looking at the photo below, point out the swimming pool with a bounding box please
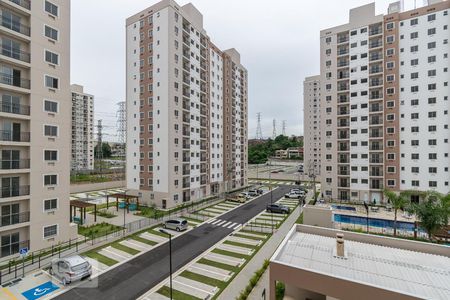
[334,214,423,232]
[332,205,356,211]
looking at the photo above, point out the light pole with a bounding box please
[160,229,173,300]
[122,190,128,235]
[269,169,274,234]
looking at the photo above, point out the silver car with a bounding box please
[164,218,188,231]
[50,255,92,285]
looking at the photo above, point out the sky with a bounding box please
[71,0,418,141]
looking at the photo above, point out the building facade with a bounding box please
[0,0,76,259]
[319,0,449,203]
[303,75,321,176]
[71,84,94,171]
[126,0,248,209]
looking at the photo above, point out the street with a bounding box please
[54,186,292,300]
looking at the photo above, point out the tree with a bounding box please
[383,189,409,236]
[94,142,112,158]
[412,191,448,240]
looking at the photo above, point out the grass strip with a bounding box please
[180,270,224,288]
[212,248,249,260]
[148,229,170,238]
[232,233,264,241]
[111,242,140,255]
[84,251,118,266]
[157,286,201,300]
[239,230,268,237]
[129,235,158,246]
[197,258,239,273]
[223,240,256,249]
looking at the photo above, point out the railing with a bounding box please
[370,131,383,138]
[0,131,30,142]
[370,183,384,189]
[369,54,382,61]
[0,73,30,89]
[182,156,190,163]
[337,50,349,55]
[0,15,30,36]
[182,130,190,137]
[0,211,29,227]
[182,169,190,176]
[182,143,190,149]
[370,106,382,112]
[338,182,350,188]
[369,41,382,48]
[0,159,30,170]
[338,134,349,139]
[0,185,30,198]
[0,101,30,115]
[337,61,349,67]
[369,67,383,74]
[339,159,349,163]
[370,80,383,87]
[369,29,382,36]
[0,44,30,63]
[338,110,349,115]
[370,171,384,177]
[337,37,349,43]
[370,158,383,164]
[8,0,30,10]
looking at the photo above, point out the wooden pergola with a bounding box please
[70,199,97,225]
[106,193,140,213]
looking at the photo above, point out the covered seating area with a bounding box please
[106,193,140,213]
[70,199,97,225]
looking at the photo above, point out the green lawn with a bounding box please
[157,286,201,300]
[78,222,123,238]
[148,229,170,238]
[223,240,256,249]
[232,233,265,241]
[84,251,117,266]
[212,248,249,260]
[130,235,157,246]
[111,242,140,255]
[197,258,239,273]
[181,270,225,289]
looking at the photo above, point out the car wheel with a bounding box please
[62,277,67,286]
[176,227,180,232]
[267,209,271,213]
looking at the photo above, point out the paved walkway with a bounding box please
[217,202,302,299]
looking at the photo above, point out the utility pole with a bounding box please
[256,112,263,140]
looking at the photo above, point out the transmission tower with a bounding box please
[272,119,277,139]
[282,120,287,136]
[256,112,263,139]
[116,101,126,158]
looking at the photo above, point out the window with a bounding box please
[45,50,58,65]
[428,125,437,132]
[411,86,419,92]
[410,32,418,39]
[429,153,437,159]
[45,75,58,89]
[410,19,418,26]
[429,181,437,187]
[410,45,418,52]
[386,61,395,69]
[386,74,395,82]
[44,174,57,186]
[429,167,437,174]
[428,42,436,49]
[428,69,436,77]
[386,35,394,43]
[44,125,58,136]
[428,56,436,63]
[428,28,436,35]
[427,14,436,22]
[45,1,58,16]
[44,100,58,113]
[44,150,57,161]
[44,25,58,40]
[44,198,57,211]
[386,22,394,30]
[43,224,57,238]
[411,59,419,66]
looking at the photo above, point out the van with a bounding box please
[50,255,92,285]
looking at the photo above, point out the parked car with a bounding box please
[291,189,306,196]
[285,192,302,199]
[164,218,188,231]
[257,188,264,195]
[248,190,259,197]
[228,195,246,203]
[266,203,290,214]
[240,192,252,200]
[50,255,92,285]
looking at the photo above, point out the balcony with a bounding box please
[370,80,383,87]
[370,181,383,189]
[0,211,29,227]
[182,168,190,176]
[370,143,383,151]
[338,109,349,116]
[182,130,190,137]
[0,44,30,63]
[337,61,349,68]
[337,84,349,91]
[370,157,383,164]
[369,27,382,36]
[0,72,30,89]
[369,130,382,138]
[1,185,29,198]
[370,171,384,177]
[337,36,349,44]
[369,41,382,48]
[182,156,190,163]
[338,95,349,103]
[182,143,190,149]
[369,105,382,113]
[369,117,382,125]
[338,120,349,127]
[338,181,350,188]
[369,54,383,62]
[0,130,30,142]
[0,159,29,170]
[0,101,29,116]
[369,66,383,74]
[8,0,30,9]
[338,169,350,176]
[0,14,30,36]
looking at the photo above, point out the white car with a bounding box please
[50,255,92,285]
[285,192,302,199]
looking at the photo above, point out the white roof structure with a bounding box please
[272,226,450,299]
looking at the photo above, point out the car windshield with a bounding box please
[71,262,88,272]
[181,220,187,225]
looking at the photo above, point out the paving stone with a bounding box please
[120,239,151,251]
[98,246,132,262]
[204,252,244,267]
[187,264,231,281]
[140,232,167,243]
[216,243,253,255]
[227,235,261,246]
[169,276,217,300]
[236,231,268,239]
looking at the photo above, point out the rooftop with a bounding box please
[271,225,450,299]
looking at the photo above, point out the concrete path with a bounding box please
[216,243,253,255]
[204,252,244,267]
[170,276,217,299]
[217,204,302,300]
[188,264,231,281]
[227,235,261,246]
[140,232,167,243]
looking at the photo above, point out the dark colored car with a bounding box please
[257,188,264,195]
[266,203,290,214]
[248,190,259,197]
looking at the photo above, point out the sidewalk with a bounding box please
[217,203,302,300]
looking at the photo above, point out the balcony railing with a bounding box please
[337,61,349,68]
[182,156,190,163]
[369,67,383,74]
[182,169,190,176]
[8,0,30,10]
[370,182,384,189]
[0,159,30,170]
[370,158,383,164]
[370,105,382,112]
[0,14,30,36]
[1,185,30,198]
[370,171,384,177]
[0,44,30,63]
[0,130,30,142]
[369,29,382,36]
[0,73,30,89]
[0,101,30,116]
[369,54,382,62]
[370,80,383,87]
[337,37,349,43]
[337,49,349,55]
[369,41,382,48]
[0,211,29,227]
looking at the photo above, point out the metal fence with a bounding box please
[334,222,428,240]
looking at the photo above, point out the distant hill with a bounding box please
[248,135,303,164]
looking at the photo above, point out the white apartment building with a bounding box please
[71,84,94,171]
[303,75,321,175]
[318,0,449,203]
[126,0,248,209]
[0,0,76,259]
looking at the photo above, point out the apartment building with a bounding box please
[303,75,321,175]
[0,0,76,259]
[71,84,94,171]
[126,0,248,209]
[319,0,449,203]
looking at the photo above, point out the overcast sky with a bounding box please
[71,0,418,141]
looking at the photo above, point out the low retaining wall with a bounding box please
[70,180,125,194]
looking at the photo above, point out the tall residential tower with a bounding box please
[126,0,248,209]
[303,75,321,176]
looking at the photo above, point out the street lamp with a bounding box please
[159,229,173,300]
[122,190,128,235]
[269,168,274,234]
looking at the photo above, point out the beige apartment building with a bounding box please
[126,0,248,209]
[71,84,94,171]
[318,0,449,203]
[0,0,76,259]
[303,75,321,176]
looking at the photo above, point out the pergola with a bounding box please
[106,193,140,213]
[70,199,97,225]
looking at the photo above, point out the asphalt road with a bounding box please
[55,186,292,300]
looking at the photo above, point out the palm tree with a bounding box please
[383,189,408,236]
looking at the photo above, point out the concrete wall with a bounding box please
[303,205,333,228]
[69,181,125,194]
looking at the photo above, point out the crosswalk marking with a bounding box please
[206,218,241,230]
[233,223,241,230]
[223,221,232,227]
[211,219,221,225]
[216,220,227,226]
